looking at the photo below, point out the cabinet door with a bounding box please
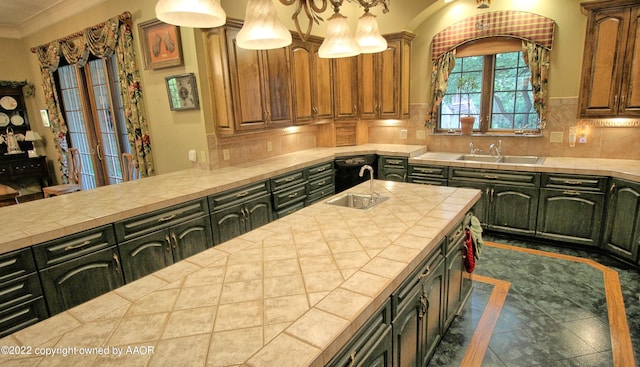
[262,46,293,126]
[579,8,629,116]
[393,284,422,367]
[40,247,124,315]
[420,258,445,367]
[358,53,377,119]
[489,184,539,235]
[619,8,640,115]
[211,206,245,245]
[291,40,314,123]
[333,56,358,119]
[226,27,268,130]
[312,43,333,120]
[359,326,393,367]
[246,194,273,231]
[444,239,465,329]
[378,40,401,119]
[536,189,605,247]
[170,215,214,261]
[119,231,174,283]
[603,179,640,261]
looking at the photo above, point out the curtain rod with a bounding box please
[30,11,132,53]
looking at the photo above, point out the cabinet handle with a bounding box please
[166,235,172,252]
[288,192,299,198]
[158,214,177,222]
[112,253,121,273]
[614,95,618,106]
[236,191,249,198]
[562,190,581,196]
[285,176,295,182]
[316,167,325,172]
[96,143,103,161]
[419,293,429,319]
[563,180,583,185]
[316,180,326,186]
[491,188,495,202]
[171,233,178,250]
[354,104,358,115]
[609,182,616,194]
[347,351,356,367]
[418,265,431,279]
[64,240,92,252]
[484,175,499,179]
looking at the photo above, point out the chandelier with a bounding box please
[155,0,390,57]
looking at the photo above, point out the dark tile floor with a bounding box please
[428,234,640,367]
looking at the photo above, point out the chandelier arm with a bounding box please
[309,0,328,13]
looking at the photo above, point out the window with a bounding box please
[438,48,538,133]
[56,55,130,189]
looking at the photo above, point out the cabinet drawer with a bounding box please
[0,273,42,311]
[446,222,465,253]
[272,182,307,210]
[271,170,306,191]
[0,248,37,283]
[116,199,208,242]
[33,225,116,269]
[0,163,10,178]
[12,158,46,177]
[308,174,334,193]
[409,164,448,179]
[449,168,540,187]
[0,297,48,338]
[379,156,407,169]
[306,185,335,205]
[541,173,608,192]
[208,180,270,211]
[274,200,305,219]
[306,161,334,178]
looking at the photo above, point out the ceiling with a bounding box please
[0,0,106,39]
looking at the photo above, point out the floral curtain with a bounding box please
[426,50,456,129]
[521,40,550,129]
[33,12,154,182]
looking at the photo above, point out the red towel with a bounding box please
[464,228,475,273]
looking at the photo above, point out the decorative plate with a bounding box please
[0,112,9,127]
[10,114,24,126]
[0,96,18,110]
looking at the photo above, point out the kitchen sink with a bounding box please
[326,193,389,210]
[455,154,545,165]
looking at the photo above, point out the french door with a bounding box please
[56,56,130,189]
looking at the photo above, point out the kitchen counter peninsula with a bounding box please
[0,180,480,367]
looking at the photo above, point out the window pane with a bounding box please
[491,51,537,130]
[439,58,483,131]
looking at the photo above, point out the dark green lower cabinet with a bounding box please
[39,246,124,316]
[326,299,392,367]
[489,185,539,235]
[211,194,272,244]
[444,225,472,330]
[536,189,605,247]
[119,215,213,282]
[603,178,640,263]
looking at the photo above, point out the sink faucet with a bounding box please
[359,165,378,203]
[489,140,503,157]
[469,142,481,155]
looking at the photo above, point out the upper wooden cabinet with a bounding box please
[579,1,640,117]
[358,32,414,120]
[290,36,333,124]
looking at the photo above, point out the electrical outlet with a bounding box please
[267,141,272,152]
[400,129,408,139]
[549,131,563,144]
[417,130,426,140]
[223,149,230,161]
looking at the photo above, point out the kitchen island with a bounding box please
[0,180,479,367]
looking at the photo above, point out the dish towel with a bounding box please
[464,228,476,273]
[468,215,484,259]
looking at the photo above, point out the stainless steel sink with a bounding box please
[457,154,501,163]
[500,155,545,165]
[326,193,389,210]
[456,154,545,165]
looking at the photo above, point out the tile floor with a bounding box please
[429,234,640,367]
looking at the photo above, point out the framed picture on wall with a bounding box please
[138,18,184,70]
[165,73,199,111]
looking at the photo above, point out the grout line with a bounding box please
[484,241,636,367]
[459,274,511,367]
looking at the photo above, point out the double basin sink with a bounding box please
[455,154,545,165]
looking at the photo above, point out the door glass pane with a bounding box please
[57,65,97,190]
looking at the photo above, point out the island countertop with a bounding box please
[0,180,480,367]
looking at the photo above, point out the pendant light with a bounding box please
[237,0,292,50]
[318,11,360,58]
[354,11,387,53]
[155,0,226,28]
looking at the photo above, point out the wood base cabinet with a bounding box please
[603,178,640,263]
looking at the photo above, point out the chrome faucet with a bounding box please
[489,140,503,157]
[359,165,378,203]
[469,142,481,155]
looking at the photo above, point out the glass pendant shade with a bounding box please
[237,0,292,50]
[155,0,226,28]
[318,12,361,58]
[355,12,387,53]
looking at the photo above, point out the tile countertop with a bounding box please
[410,152,640,181]
[0,144,427,255]
[0,180,480,367]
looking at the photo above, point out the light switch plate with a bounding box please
[400,129,408,139]
[549,131,563,143]
[223,149,230,161]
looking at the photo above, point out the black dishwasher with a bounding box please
[334,155,378,193]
